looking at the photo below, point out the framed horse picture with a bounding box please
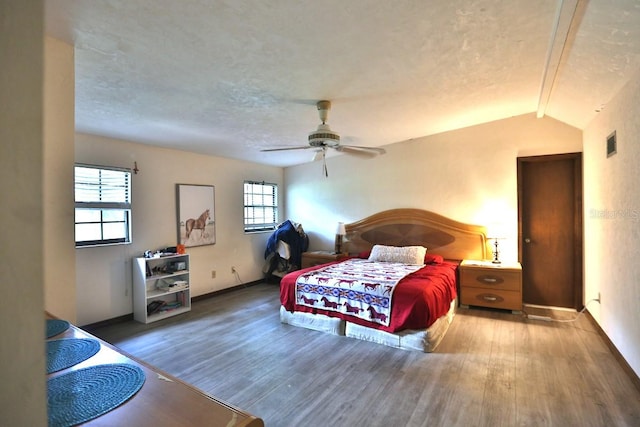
[176,184,215,247]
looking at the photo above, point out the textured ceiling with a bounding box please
[45,0,640,167]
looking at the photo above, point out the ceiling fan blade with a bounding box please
[311,148,328,177]
[340,145,386,154]
[334,145,386,157]
[260,146,314,152]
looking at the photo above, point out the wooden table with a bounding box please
[46,314,264,427]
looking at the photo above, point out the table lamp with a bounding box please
[487,223,506,264]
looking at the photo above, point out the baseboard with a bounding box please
[191,279,265,302]
[82,313,133,331]
[523,303,577,313]
[82,280,266,330]
[585,309,640,393]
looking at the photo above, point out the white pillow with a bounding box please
[367,245,427,265]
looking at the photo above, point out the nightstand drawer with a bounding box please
[460,268,521,291]
[460,288,522,311]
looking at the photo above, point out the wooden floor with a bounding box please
[90,283,640,427]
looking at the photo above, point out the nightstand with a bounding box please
[301,251,345,269]
[459,260,522,313]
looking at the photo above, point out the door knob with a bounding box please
[524,238,531,243]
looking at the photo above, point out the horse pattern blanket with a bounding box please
[295,258,423,326]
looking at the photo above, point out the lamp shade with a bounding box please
[336,222,346,235]
[487,222,506,239]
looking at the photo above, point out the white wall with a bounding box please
[74,134,283,325]
[38,35,285,327]
[0,1,47,425]
[44,36,76,322]
[583,68,640,378]
[285,113,582,264]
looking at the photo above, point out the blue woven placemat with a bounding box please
[46,319,70,338]
[47,363,146,427]
[46,338,101,374]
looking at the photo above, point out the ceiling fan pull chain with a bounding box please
[323,150,328,177]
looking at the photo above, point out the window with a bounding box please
[75,164,131,247]
[244,181,278,232]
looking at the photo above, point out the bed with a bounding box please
[279,208,490,352]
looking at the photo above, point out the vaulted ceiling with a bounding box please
[45,0,640,167]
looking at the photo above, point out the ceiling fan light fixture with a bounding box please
[308,123,340,147]
[308,100,340,147]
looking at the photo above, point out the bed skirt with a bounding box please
[279,298,456,352]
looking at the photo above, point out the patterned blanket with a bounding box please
[295,258,423,326]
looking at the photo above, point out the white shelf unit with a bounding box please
[133,254,191,323]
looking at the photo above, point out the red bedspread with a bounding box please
[280,257,458,333]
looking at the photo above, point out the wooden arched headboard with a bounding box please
[344,208,490,261]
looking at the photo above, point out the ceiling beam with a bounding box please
[536,0,581,118]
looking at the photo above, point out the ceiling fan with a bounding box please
[261,100,386,176]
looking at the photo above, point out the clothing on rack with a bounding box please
[264,220,309,278]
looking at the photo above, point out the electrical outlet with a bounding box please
[211,270,216,279]
[231,266,237,274]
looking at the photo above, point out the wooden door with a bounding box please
[518,153,583,309]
